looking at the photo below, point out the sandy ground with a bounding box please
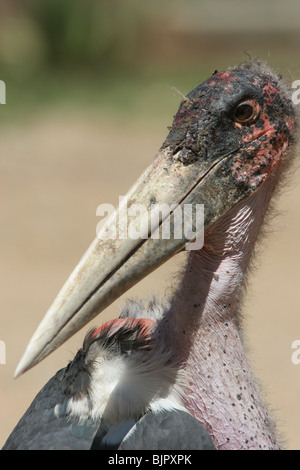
[1,109,300,450]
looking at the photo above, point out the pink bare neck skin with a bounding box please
[159,174,282,450]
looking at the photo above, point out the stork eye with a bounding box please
[233,100,259,124]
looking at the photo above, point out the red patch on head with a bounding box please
[232,118,290,189]
[216,71,237,82]
[231,76,295,190]
[262,82,280,106]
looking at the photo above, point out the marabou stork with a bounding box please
[3,62,296,450]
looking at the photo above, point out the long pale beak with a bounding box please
[15,141,245,377]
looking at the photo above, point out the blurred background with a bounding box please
[1,0,300,450]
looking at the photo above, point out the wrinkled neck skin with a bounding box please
[158,174,282,450]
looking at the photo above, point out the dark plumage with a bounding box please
[3,319,215,450]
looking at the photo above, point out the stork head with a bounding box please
[15,61,296,376]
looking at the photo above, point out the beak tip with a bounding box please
[14,343,40,378]
[14,361,26,379]
[15,316,62,378]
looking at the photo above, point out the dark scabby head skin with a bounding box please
[162,61,295,193]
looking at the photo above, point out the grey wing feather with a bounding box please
[118,410,216,450]
[2,368,99,450]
